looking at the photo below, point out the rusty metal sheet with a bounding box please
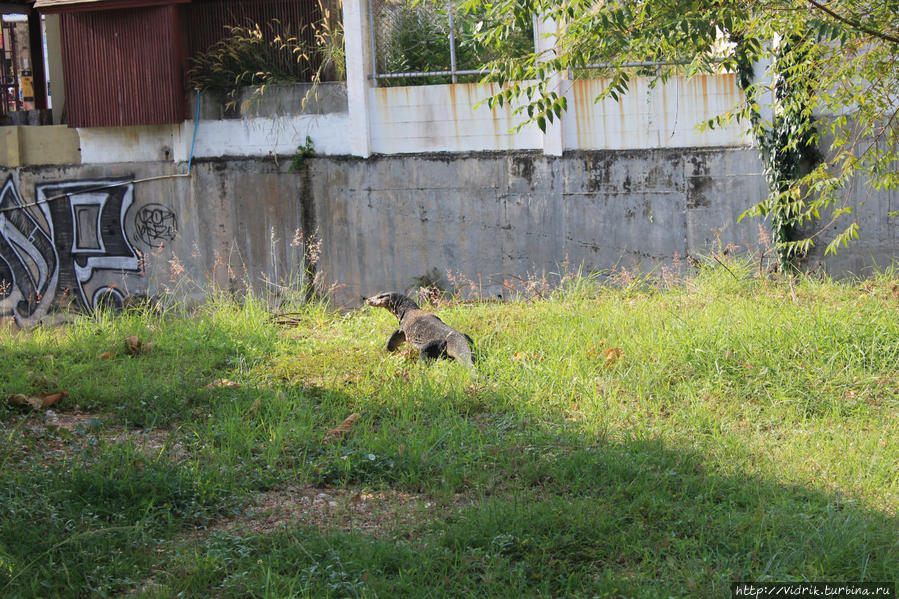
[60,4,186,127]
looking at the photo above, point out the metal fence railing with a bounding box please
[365,1,686,87]
[367,0,532,86]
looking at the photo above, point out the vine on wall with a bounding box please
[735,36,822,271]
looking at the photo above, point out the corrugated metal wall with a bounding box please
[60,5,186,128]
[57,1,331,128]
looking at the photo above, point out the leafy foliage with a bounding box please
[289,136,316,173]
[749,35,824,269]
[462,0,899,259]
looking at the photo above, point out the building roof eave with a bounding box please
[35,0,189,14]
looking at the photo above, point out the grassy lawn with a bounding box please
[1,262,897,598]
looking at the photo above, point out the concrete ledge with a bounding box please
[0,125,81,167]
[191,82,349,120]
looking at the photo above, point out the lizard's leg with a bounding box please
[386,329,406,352]
[419,339,447,361]
[447,333,476,367]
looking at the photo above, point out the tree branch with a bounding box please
[805,0,899,46]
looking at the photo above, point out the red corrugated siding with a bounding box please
[60,4,186,127]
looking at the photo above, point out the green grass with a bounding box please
[1,264,897,598]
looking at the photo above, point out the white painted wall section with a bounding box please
[78,113,351,164]
[534,14,564,156]
[77,74,750,164]
[343,0,373,157]
[563,74,749,150]
[185,114,351,159]
[78,125,181,164]
[368,83,541,154]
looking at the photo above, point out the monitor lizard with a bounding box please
[365,292,475,368]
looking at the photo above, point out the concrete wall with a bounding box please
[369,83,540,153]
[0,125,80,166]
[3,147,897,326]
[67,74,749,163]
[77,83,353,164]
[309,148,769,304]
[563,74,748,150]
[1,0,890,329]
[0,161,307,327]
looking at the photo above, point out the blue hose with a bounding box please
[187,90,200,173]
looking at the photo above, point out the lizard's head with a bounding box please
[364,292,419,319]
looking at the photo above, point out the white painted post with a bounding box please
[534,14,564,157]
[343,0,373,158]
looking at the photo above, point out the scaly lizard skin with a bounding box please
[365,292,475,368]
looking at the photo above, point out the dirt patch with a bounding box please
[15,409,186,461]
[198,484,468,538]
[30,409,104,432]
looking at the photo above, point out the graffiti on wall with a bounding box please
[134,203,177,248]
[0,177,57,326]
[0,175,177,326]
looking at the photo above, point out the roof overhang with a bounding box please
[35,0,189,14]
[0,1,34,14]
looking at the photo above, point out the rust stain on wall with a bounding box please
[447,83,460,142]
[700,74,709,116]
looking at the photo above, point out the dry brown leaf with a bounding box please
[99,351,115,360]
[8,391,67,409]
[324,412,360,442]
[122,336,153,355]
[35,391,67,408]
[8,393,30,406]
[249,398,262,412]
[207,378,241,390]
[604,347,624,366]
[125,336,142,355]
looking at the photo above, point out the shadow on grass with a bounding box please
[0,305,281,428]
[157,420,898,598]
